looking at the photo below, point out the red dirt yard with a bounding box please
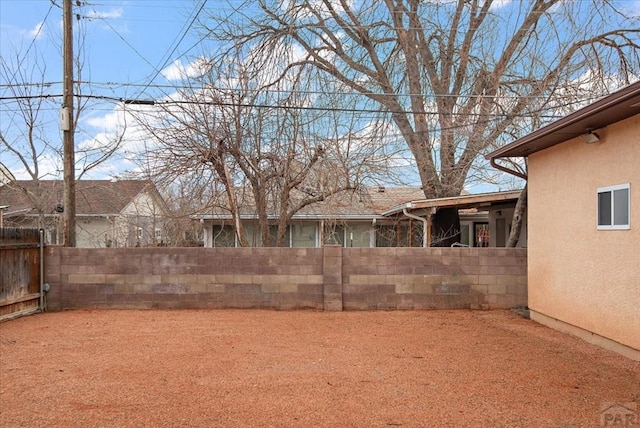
[1,309,639,427]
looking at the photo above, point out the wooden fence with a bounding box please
[0,228,44,321]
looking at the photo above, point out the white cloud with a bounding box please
[490,0,513,10]
[85,110,121,133]
[25,22,45,40]
[85,8,123,20]
[161,58,210,81]
[9,153,62,180]
[77,105,147,175]
[75,91,194,179]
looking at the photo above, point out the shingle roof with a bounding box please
[0,180,156,216]
[297,186,426,217]
[200,186,427,219]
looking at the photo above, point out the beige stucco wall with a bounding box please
[76,217,113,248]
[528,114,640,351]
[122,192,159,217]
[76,215,159,248]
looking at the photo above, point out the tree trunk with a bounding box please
[431,207,461,247]
[507,185,527,248]
[219,162,248,247]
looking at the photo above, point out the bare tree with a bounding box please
[129,49,399,246]
[203,0,640,245]
[0,55,57,182]
[157,177,206,246]
[0,24,126,240]
[0,49,63,232]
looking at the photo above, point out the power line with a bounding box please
[93,16,159,80]
[7,2,54,83]
[0,82,61,88]
[0,80,600,113]
[135,0,209,98]
[0,90,594,153]
[170,0,253,66]
[1,92,579,123]
[0,94,62,101]
[3,80,608,106]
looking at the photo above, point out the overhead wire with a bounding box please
[172,0,253,64]
[87,15,159,80]
[0,92,570,118]
[134,0,209,98]
[2,1,627,151]
[2,79,608,107]
[0,92,589,149]
[0,88,605,123]
[4,1,55,85]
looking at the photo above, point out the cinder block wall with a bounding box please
[44,247,526,311]
[342,247,527,310]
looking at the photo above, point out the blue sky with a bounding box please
[0,0,221,181]
[0,0,209,94]
[1,0,639,192]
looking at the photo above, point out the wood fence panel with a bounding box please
[0,228,42,320]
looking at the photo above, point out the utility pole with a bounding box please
[62,0,76,247]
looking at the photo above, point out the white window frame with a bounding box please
[597,183,630,230]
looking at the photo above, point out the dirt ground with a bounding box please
[1,309,638,427]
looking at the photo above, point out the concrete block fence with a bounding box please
[44,246,527,311]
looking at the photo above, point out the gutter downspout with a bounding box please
[490,158,527,180]
[39,228,45,311]
[371,218,376,248]
[403,206,429,248]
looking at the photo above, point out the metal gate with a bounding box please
[0,228,44,321]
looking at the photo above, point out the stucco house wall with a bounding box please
[527,114,639,354]
[121,192,161,217]
[76,217,113,248]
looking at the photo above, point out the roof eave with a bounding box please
[194,214,385,221]
[487,81,640,159]
[382,190,522,216]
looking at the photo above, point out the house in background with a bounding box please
[198,186,519,248]
[0,179,169,247]
[489,81,640,360]
[0,163,14,185]
[382,190,525,247]
[200,187,426,248]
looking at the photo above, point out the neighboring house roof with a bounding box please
[382,190,522,216]
[296,186,427,218]
[0,179,163,216]
[0,164,14,185]
[487,80,640,159]
[198,186,427,220]
[198,186,501,221]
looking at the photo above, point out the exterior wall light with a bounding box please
[581,129,600,144]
